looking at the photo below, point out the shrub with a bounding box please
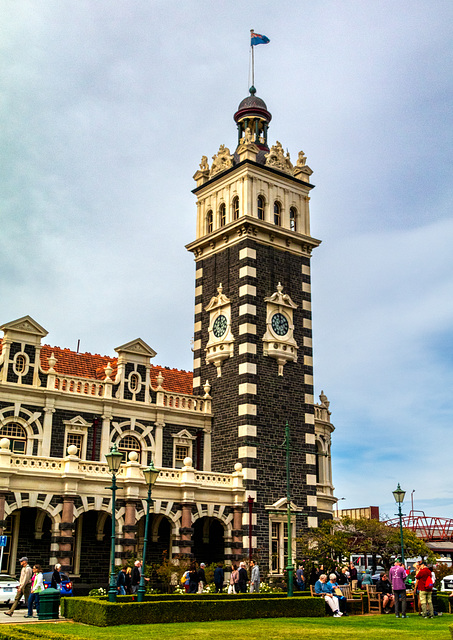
[62,594,325,626]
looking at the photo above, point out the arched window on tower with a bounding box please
[118,435,141,464]
[289,207,297,232]
[219,203,226,227]
[206,210,213,234]
[274,201,281,226]
[0,423,27,454]
[316,440,324,484]
[232,196,240,220]
[257,195,265,220]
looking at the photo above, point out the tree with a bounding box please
[342,517,437,569]
[297,517,437,571]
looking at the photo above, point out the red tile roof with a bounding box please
[0,339,193,395]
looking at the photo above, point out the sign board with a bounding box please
[0,536,7,547]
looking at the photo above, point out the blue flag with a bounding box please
[251,32,270,46]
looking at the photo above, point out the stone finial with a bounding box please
[104,362,113,381]
[203,380,211,398]
[156,371,164,390]
[234,462,243,473]
[199,155,209,171]
[0,438,10,451]
[319,390,330,409]
[47,352,57,372]
[128,451,138,462]
[67,444,78,457]
[183,457,193,468]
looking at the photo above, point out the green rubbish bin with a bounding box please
[37,587,61,620]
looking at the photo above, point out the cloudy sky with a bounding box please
[1,1,452,521]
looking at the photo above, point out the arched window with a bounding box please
[118,435,141,463]
[316,440,324,484]
[274,201,281,226]
[206,210,213,234]
[219,203,226,227]
[0,423,27,454]
[232,196,240,220]
[257,196,265,220]
[289,207,297,232]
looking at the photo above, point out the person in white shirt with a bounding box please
[24,564,44,618]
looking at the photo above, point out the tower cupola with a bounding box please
[234,86,272,150]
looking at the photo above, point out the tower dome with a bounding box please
[233,86,272,150]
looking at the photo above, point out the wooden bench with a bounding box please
[338,584,364,615]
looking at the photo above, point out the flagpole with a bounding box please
[250,28,254,87]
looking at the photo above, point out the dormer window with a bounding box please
[289,207,297,232]
[206,210,213,233]
[219,203,226,227]
[274,201,281,226]
[257,196,265,220]
[232,196,240,220]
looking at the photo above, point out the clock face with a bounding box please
[271,313,289,336]
[212,314,228,338]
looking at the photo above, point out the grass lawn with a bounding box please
[23,614,453,640]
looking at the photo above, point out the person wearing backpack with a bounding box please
[415,560,434,618]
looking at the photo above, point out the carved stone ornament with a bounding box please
[210,144,233,177]
[199,155,209,171]
[262,283,298,376]
[204,284,235,377]
[265,141,294,175]
[296,151,307,167]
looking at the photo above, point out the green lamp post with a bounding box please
[137,461,160,602]
[105,444,124,603]
[392,483,406,566]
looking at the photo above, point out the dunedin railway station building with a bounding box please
[0,88,335,588]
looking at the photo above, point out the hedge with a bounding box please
[62,595,325,626]
[0,628,82,640]
[88,591,310,603]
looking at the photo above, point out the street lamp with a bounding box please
[105,444,123,602]
[137,461,160,602]
[392,483,406,566]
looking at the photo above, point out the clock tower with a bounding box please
[186,87,328,571]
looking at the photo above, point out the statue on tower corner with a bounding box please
[265,141,293,175]
[210,144,233,177]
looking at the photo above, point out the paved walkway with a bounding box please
[0,606,64,624]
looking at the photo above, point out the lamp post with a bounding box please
[137,461,160,602]
[392,483,406,566]
[105,444,123,603]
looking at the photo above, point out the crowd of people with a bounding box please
[180,559,260,594]
[311,558,452,619]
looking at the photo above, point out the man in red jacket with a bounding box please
[415,561,434,618]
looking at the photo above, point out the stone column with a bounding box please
[178,504,194,558]
[122,500,137,563]
[231,506,244,561]
[58,497,75,572]
[41,406,55,458]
